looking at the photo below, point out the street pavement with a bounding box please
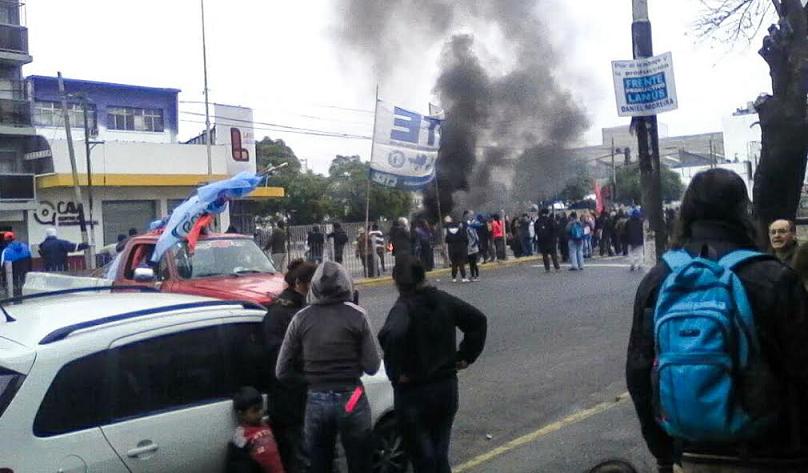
[359,257,657,473]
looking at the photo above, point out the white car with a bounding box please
[0,288,407,473]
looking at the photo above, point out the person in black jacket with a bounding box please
[306,226,325,264]
[389,217,413,265]
[625,209,644,272]
[535,208,559,273]
[444,217,469,282]
[263,259,318,473]
[627,168,808,473]
[379,255,487,473]
[326,223,349,264]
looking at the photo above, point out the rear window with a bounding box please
[0,367,25,418]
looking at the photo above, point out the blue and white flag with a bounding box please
[150,171,263,263]
[370,101,442,189]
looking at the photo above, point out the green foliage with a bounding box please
[255,140,412,225]
[615,164,684,204]
[559,167,593,202]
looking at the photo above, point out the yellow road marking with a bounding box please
[453,392,630,473]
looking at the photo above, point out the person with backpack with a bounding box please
[465,214,481,281]
[565,212,585,271]
[378,255,487,473]
[627,168,808,473]
[444,217,469,283]
[535,208,560,273]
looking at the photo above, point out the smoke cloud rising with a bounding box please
[334,0,589,218]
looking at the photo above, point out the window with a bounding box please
[174,238,276,279]
[33,101,97,131]
[222,322,270,392]
[231,128,249,161]
[0,367,25,419]
[110,326,228,421]
[107,106,164,132]
[34,352,110,436]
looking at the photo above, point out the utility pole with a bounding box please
[58,72,93,270]
[201,0,212,177]
[611,137,618,203]
[632,0,667,261]
[80,97,97,263]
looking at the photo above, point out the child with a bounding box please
[227,386,286,473]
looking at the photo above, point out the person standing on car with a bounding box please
[38,228,89,272]
[379,255,487,473]
[276,261,381,473]
[264,259,318,473]
[327,223,349,264]
[627,168,808,473]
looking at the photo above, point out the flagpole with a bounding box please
[364,85,379,278]
[433,172,449,269]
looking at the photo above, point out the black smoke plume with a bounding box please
[334,0,588,220]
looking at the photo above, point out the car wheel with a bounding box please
[372,416,409,473]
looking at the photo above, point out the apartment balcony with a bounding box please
[0,96,33,134]
[0,23,30,64]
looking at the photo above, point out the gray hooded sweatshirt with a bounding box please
[276,261,381,391]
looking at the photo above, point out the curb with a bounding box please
[354,255,543,288]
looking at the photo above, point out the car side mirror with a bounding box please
[133,267,155,283]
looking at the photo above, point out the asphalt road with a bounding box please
[359,258,657,473]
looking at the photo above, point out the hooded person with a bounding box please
[444,217,469,283]
[379,255,487,473]
[38,227,90,272]
[276,261,381,473]
[627,168,808,473]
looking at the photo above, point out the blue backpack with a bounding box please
[569,221,584,241]
[653,248,778,442]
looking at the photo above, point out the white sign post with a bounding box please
[612,51,678,117]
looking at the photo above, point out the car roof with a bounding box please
[1,292,253,348]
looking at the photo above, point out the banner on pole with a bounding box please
[370,101,441,189]
[612,51,678,117]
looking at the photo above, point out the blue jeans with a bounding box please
[521,236,533,256]
[583,235,592,257]
[568,240,584,269]
[304,389,373,473]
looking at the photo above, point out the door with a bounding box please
[101,200,157,246]
[100,322,235,473]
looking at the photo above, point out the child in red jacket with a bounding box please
[227,386,286,473]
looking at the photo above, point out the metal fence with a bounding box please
[283,221,450,279]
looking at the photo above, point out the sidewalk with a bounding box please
[354,255,543,288]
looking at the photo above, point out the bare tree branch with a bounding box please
[695,0,776,44]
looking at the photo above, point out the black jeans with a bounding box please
[540,246,560,271]
[494,238,506,261]
[274,422,306,473]
[450,255,467,279]
[304,389,373,473]
[394,378,459,473]
[468,253,479,278]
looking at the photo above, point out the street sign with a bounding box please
[612,51,678,117]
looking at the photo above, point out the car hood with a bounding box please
[180,273,286,305]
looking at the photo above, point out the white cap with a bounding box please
[45,227,57,238]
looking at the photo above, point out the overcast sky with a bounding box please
[26,0,776,174]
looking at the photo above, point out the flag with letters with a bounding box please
[369,100,442,189]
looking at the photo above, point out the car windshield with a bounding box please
[174,238,276,279]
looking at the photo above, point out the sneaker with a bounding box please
[452,278,458,283]
[473,277,480,282]
[462,278,470,283]
[569,267,578,271]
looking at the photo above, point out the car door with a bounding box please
[99,321,236,473]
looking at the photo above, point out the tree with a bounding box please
[327,155,413,222]
[697,0,808,243]
[616,164,684,205]
[256,137,301,173]
[559,169,594,202]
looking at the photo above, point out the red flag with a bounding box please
[594,180,604,214]
[187,214,214,254]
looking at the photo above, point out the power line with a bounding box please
[179,118,371,140]
[180,110,371,138]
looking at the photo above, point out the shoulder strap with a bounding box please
[717,249,769,270]
[662,249,692,271]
